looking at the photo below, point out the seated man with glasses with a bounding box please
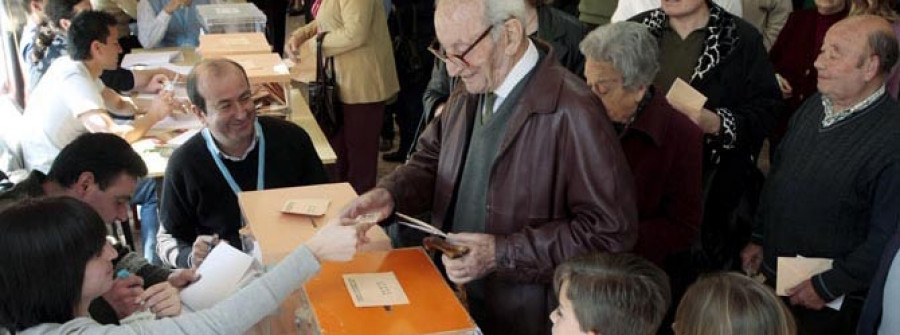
[342,0,637,334]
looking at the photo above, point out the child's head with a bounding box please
[551,253,670,335]
[674,272,796,335]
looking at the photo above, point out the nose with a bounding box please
[104,242,119,260]
[814,54,825,72]
[549,308,559,323]
[445,60,465,78]
[115,203,129,223]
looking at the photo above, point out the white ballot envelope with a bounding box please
[281,198,331,216]
[666,78,707,123]
[180,243,258,311]
[343,272,410,307]
[776,256,844,310]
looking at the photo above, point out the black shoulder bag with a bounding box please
[308,32,342,137]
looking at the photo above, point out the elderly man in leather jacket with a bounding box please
[344,0,637,334]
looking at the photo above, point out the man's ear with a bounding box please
[865,55,881,82]
[59,18,72,31]
[192,105,208,125]
[503,18,525,56]
[72,171,96,198]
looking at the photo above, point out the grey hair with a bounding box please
[868,28,899,74]
[580,22,660,91]
[435,0,528,40]
[485,0,528,40]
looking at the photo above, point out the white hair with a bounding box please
[437,0,529,40]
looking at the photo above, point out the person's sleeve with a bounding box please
[812,161,900,301]
[422,61,451,119]
[633,119,703,265]
[763,0,792,50]
[100,69,136,93]
[319,0,378,57]
[377,101,444,214]
[87,246,321,334]
[492,96,639,283]
[137,0,172,48]
[159,158,198,268]
[708,30,781,155]
[62,74,106,118]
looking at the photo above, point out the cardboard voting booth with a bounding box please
[302,248,478,334]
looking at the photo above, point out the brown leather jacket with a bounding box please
[379,44,637,334]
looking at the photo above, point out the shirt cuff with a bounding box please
[713,107,737,150]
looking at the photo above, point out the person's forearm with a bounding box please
[120,114,162,143]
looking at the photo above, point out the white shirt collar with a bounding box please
[208,125,259,162]
[491,39,539,109]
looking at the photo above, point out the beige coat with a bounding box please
[292,0,399,104]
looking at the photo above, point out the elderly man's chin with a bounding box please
[461,77,489,95]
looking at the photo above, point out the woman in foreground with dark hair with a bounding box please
[0,197,360,334]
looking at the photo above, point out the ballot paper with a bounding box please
[180,243,257,311]
[281,198,331,216]
[122,50,182,68]
[343,272,410,307]
[665,78,707,123]
[777,256,844,311]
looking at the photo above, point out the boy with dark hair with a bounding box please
[551,253,670,335]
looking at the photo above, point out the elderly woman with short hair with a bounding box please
[580,22,703,269]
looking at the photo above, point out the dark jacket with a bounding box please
[632,4,782,270]
[422,6,585,119]
[622,89,703,266]
[858,228,900,335]
[379,43,637,335]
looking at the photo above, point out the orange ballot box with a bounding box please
[238,182,392,265]
[303,248,478,335]
[197,32,271,58]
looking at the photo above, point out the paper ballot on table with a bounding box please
[666,78,707,121]
[180,243,255,311]
[281,198,331,216]
[343,272,410,307]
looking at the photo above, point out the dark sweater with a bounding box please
[160,116,328,268]
[753,93,900,301]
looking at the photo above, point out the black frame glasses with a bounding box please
[428,25,495,68]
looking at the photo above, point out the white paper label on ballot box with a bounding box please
[343,272,410,307]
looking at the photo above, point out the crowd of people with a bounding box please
[2,0,899,334]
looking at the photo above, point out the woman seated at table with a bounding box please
[137,0,213,48]
[0,197,359,334]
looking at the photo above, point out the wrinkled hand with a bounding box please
[306,218,359,262]
[140,282,182,317]
[103,276,145,319]
[167,269,199,289]
[339,188,394,223]
[442,233,496,284]
[787,279,826,310]
[190,235,218,269]
[740,242,763,275]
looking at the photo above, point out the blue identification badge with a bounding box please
[202,120,265,253]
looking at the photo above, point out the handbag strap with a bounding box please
[315,32,328,82]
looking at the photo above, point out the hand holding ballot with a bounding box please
[339,187,395,225]
[305,218,363,262]
[442,232,497,284]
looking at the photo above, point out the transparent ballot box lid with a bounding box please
[196,3,267,34]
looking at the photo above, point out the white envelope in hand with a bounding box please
[665,78,707,123]
[180,243,257,311]
[775,256,833,296]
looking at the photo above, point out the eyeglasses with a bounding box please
[428,25,495,68]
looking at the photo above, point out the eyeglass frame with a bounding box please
[428,24,496,68]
